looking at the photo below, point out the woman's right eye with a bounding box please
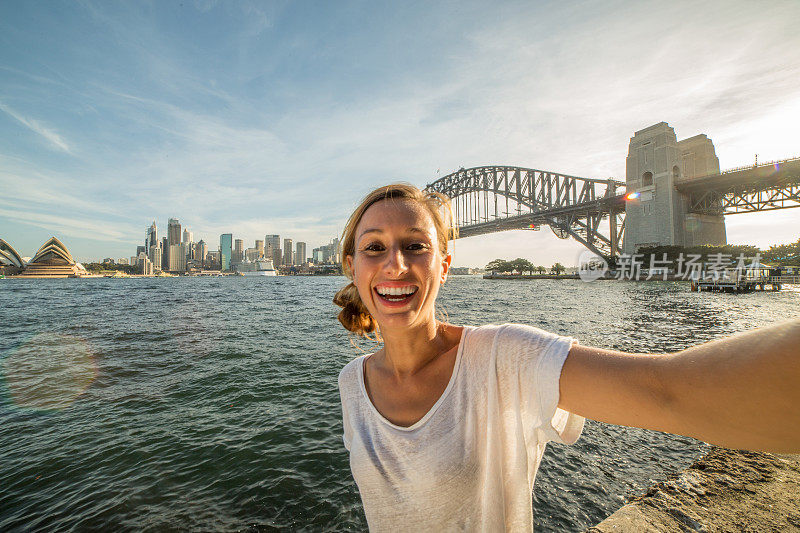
[363,243,384,252]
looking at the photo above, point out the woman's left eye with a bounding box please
[407,243,427,251]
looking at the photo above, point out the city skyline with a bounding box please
[2,1,799,266]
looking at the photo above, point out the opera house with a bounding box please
[0,237,87,277]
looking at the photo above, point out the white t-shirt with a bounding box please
[337,323,585,532]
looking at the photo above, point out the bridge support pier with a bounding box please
[622,122,726,254]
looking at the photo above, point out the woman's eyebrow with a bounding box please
[357,227,429,239]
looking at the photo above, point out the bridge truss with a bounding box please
[425,166,626,260]
[676,157,800,215]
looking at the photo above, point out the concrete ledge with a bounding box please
[588,447,800,532]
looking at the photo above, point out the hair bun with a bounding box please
[333,283,378,338]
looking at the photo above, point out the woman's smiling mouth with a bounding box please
[374,284,418,306]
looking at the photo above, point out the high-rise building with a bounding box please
[161,237,169,271]
[149,245,162,272]
[220,234,232,271]
[183,228,193,244]
[196,240,207,268]
[168,218,181,246]
[245,247,260,261]
[146,221,157,253]
[296,242,306,265]
[136,245,146,257]
[207,250,220,270]
[283,238,293,266]
[233,239,244,263]
[255,239,264,258]
[169,243,186,272]
[265,234,281,267]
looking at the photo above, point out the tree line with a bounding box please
[637,239,800,266]
[485,258,566,275]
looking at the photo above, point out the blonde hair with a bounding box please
[333,183,456,340]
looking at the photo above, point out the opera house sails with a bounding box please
[0,237,87,278]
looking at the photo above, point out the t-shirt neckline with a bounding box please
[358,326,471,431]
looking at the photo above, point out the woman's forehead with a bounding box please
[357,199,436,237]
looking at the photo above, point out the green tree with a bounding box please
[510,258,534,275]
[551,262,565,275]
[485,259,512,273]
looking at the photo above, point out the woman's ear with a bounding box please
[441,253,452,283]
[345,254,353,274]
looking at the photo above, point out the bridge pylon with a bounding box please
[623,122,726,254]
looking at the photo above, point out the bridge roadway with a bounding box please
[675,157,800,215]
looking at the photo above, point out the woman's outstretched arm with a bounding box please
[557,319,800,453]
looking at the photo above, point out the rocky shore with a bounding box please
[589,447,800,532]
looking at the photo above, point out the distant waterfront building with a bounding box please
[136,245,145,257]
[220,233,233,271]
[169,243,187,272]
[130,256,138,266]
[118,257,129,265]
[207,250,220,270]
[145,221,157,253]
[161,237,169,271]
[183,228,193,244]
[168,218,181,246]
[283,238,293,266]
[233,239,244,263]
[314,237,342,264]
[138,252,154,276]
[265,234,281,267]
[0,239,25,273]
[149,244,162,271]
[296,242,307,265]
[196,240,207,268]
[245,247,260,261]
[19,237,87,277]
[103,257,115,264]
[255,239,264,258]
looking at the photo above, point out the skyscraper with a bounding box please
[220,234,232,271]
[168,218,181,246]
[149,244,162,272]
[233,239,244,263]
[196,240,207,268]
[283,238,293,266]
[146,221,157,253]
[182,228,193,244]
[169,243,187,272]
[161,237,169,270]
[296,242,306,265]
[255,239,264,258]
[265,234,281,267]
[167,218,181,269]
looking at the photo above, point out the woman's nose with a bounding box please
[384,247,408,275]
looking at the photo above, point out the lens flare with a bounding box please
[626,192,640,200]
[1,332,98,412]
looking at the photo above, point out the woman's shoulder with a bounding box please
[464,322,558,342]
[462,323,573,357]
[337,353,368,391]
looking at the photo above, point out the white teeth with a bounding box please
[376,286,417,296]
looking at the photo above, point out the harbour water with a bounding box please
[1,276,798,531]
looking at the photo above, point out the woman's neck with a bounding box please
[377,319,460,378]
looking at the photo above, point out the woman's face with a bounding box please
[347,198,450,334]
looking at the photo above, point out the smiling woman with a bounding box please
[333,183,800,532]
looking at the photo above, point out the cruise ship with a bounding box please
[238,258,277,276]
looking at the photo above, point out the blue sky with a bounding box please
[1,0,799,266]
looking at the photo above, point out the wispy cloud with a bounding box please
[0,102,71,153]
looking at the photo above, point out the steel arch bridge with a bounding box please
[425,166,627,260]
